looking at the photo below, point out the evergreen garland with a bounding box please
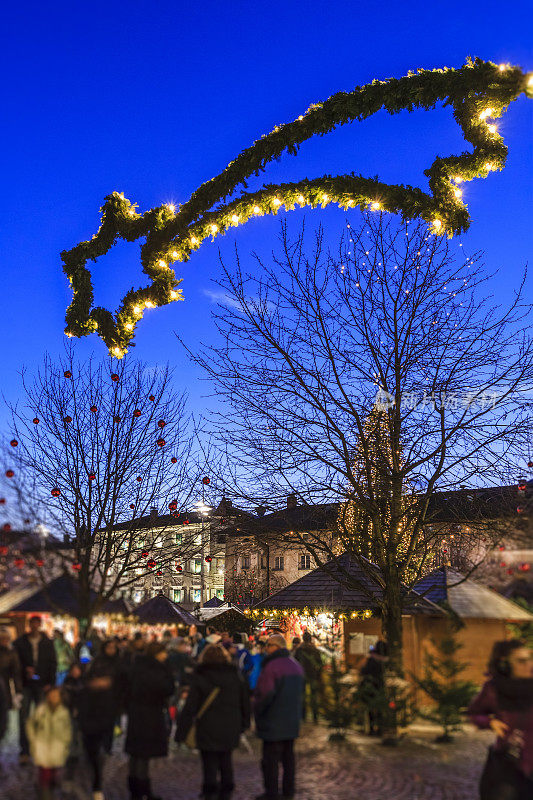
[61,58,532,355]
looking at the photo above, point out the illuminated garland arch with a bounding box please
[61,57,532,356]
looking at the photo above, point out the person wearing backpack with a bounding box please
[175,643,250,800]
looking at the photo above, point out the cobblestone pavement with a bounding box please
[0,713,492,800]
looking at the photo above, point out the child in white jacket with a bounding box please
[26,686,72,800]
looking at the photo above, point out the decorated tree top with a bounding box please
[61,58,533,356]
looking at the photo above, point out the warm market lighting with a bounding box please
[171,250,179,259]
[190,236,198,245]
[253,205,261,214]
[210,224,218,233]
[231,214,239,224]
[272,197,282,206]
[297,195,305,203]
[144,300,155,308]
[487,124,497,134]
[111,347,122,357]
[170,290,179,300]
[484,162,494,172]
[453,188,462,199]
[124,322,133,331]
[370,201,381,211]
[133,305,141,314]
[432,219,443,231]
[158,260,166,268]
[479,107,494,120]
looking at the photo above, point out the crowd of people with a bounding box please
[0,615,532,800]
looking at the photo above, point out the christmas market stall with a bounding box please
[414,566,533,683]
[0,574,135,642]
[249,552,443,667]
[197,601,254,634]
[132,592,203,637]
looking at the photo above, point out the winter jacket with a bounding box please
[54,638,74,673]
[14,633,56,688]
[295,643,324,683]
[167,649,195,686]
[125,655,175,758]
[468,678,533,779]
[77,652,127,734]
[175,662,250,752]
[0,644,22,707]
[0,679,7,742]
[247,652,264,691]
[26,702,72,768]
[254,648,304,742]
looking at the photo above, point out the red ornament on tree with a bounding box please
[141,551,149,558]
[168,501,178,511]
[113,415,121,424]
[205,556,212,563]
[51,487,61,497]
[33,418,40,424]
[14,558,25,568]
[90,405,98,413]
[202,476,210,485]
[507,568,513,575]
[88,473,96,481]
[183,519,189,525]
[0,498,5,504]
[2,523,11,532]
[64,371,72,379]
[147,559,156,569]
[528,461,533,468]
[148,395,155,401]
[111,374,119,382]
[156,570,162,577]
[133,409,141,418]
[63,416,72,424]
[171,457,177,464]
[35,559,44,567]
[136,476,142,482]
[10,439,18,447]
[157,438,165,447]
[5,470,14,478]
[499,545,505,551]
[500,561,506,568]
[130,503,135,510]
[157,420,166,428]
[0,546,8,556]
[518,479,527,490]
[176,564,183,572]
[71,563,81,572]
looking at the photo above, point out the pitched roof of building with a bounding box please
[132,593,201,626]
[425,485,518,523]
[414,567,533,621]
[0,574,132,616]
[253,552,443,615]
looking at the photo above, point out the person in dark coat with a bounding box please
[125,641,175,800]
[254,633,305,800]
[294,632,324,723]
[0,677,8,745]
[13,615,57,761]
[358,639,388,736]
[468,639,533,800]
[175,643,251,800]
[0,626,23,708]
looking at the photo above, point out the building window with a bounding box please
[298,554,311,570]
[215,589,224,599]
[171,587,182,603]
[192,588,202,603]
[174,532,183,545]
[133,590,143,603]
[242,555,251,570]
[191,557,202,574]
[260,556,266,569]
[274,556,284,571]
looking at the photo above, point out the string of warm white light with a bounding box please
[61,59,532,356]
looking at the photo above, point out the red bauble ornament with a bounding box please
[2,523,11,532]
[0,546,8,556]
[14,558,25,568]
[168,501,178,511]
[156,570,162,577]
[518,479,527,490]
[33,417,39,424]
[202,476,210,485]
[71,563,81,572]
[499,545,505,551]
[171,457,177,464]
[64,371,72,379]
[88,473,96,481]
[136,476,142,482]
[5,470,14,478]
[130,503,135,509]
[388,701,396,710]
[517,506,524,514]
[113,415,121,423]
[157,438,165,447]
[176,564,182,572]
[500,561,506,568]
[147,559,156,569]
[111,374,119,382]
[0,498,5,504]
[205,556,212,563]
[141,551,149,558]
[90,405,98,413]
[35,559,44,567]
[133,409,141,418]
[10,439,18,447]
[528,461,533,468]
[507,568,513,575]
[183,519,189,525]
[157,420,166,428]
[172,511,179,518]
[51,487,61,497]
[63,416,72,424]
[148,395,155,401]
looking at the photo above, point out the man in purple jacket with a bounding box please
[254,633,305,800]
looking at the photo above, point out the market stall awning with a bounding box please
[133,593,201,626]
[252,552,443,615]
[414,567,533,621]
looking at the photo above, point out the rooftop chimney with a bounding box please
[256,505,266,517]
[150,507,158,522]
[287,494,297,510]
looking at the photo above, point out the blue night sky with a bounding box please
[1,1,531,430]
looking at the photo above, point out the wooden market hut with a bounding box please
[133,592,203,634]
[0,574,134,639]
[413,566,533,683]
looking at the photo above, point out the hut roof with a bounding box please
[203,596,225,608]
[133,593,200,626]
[0,574,131,617]
[253,553,443,615]
[197,603,247,622]
[503,578,533,606]
[414,567,533,621]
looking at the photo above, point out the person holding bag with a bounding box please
[468,639,533,800]
[175,643,250,800]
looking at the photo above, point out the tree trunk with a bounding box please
[381,570,404,676]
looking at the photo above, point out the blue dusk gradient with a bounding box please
[0,1,531,429]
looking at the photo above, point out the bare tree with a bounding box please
[190,213,533,672]
[1,348,202,634]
